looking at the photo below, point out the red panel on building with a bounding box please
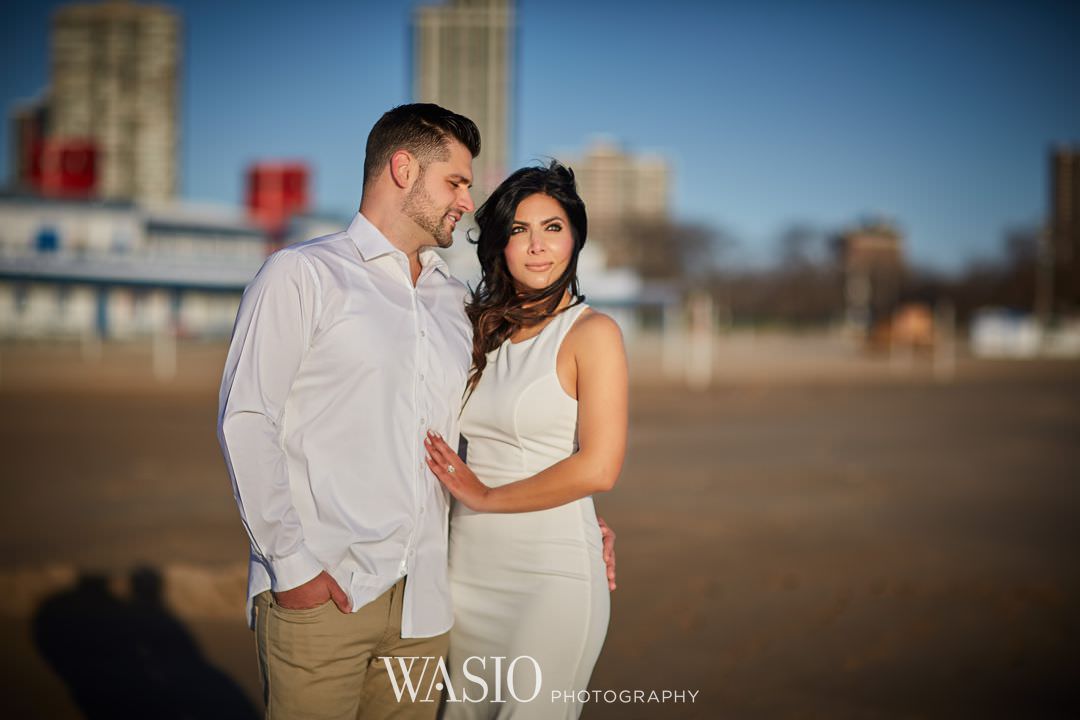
[247,162,310,233]
[37,139,98,198]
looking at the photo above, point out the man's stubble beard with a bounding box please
[403,173,454,249]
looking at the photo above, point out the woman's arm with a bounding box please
[425,311,628,514]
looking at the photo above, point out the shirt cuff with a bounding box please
[267,545,323,592]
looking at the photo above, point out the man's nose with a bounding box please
[460,188,475,213]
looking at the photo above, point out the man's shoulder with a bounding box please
[286,230,353,258]
[252,232,350,285]
[259,231,353,274]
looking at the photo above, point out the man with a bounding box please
[218,104,614,719]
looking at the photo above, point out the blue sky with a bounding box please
[2,0,1077,271]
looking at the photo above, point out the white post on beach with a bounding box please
[888,315,914,376]
[686,292,713,390]
[81,324,102,364]
[933,300,956,383]
[152,324,177,382]
[661,301,683,382]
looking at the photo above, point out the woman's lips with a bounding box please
[525,262,553,271]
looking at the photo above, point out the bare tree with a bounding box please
[619,218,733,281]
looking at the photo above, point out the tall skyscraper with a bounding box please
[569,139,670,268]
[413,0,514,198]
[50,0,181,204]
[573,139,669,222]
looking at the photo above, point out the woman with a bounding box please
[424,161,627,719]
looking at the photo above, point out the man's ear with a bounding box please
[390,150,415,190]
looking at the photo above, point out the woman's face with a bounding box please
[503,193,575,293]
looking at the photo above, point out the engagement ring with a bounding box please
[447,465,456,474]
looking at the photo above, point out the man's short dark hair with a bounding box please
[363,103,481,187]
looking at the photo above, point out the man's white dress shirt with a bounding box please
[217,212,471,637]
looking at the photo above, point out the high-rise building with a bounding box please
[49,0,181,204]
[8,95,49,191]
[1049,146,1080,319]
[568,139,670,267]
[413,0,514,198]
[10,95,99,199]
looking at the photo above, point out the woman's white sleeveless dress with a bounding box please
[444,303,610,719]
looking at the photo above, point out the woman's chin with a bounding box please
[512,279,551,294]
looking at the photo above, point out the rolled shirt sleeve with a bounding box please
[217,249,324,592]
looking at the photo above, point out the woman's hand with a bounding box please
[425,431,492,511]
[597,516,617,591]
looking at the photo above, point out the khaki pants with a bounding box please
[254,578,449,720]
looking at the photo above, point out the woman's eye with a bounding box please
[546,223,563,232]
[510,226,525,234]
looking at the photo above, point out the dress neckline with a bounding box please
[505,303,587,347]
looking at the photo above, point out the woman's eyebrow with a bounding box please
[513,216,563,225]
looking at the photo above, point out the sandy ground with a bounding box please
[0,340,1078,718]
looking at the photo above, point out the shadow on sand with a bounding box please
[32,567,258,720]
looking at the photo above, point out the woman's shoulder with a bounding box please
[567,306,625,352]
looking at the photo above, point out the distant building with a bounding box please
[413,0,514,198]
[8,95,49,192]
[0,4,367,341]
[0,194,342,340]
[567,139,670,269]
[1049,146,1080,319]
[49,0,181,203]
[39,140,99,199]
[833,221,905,336]
[9,93,99,198]
[246,162,311,238]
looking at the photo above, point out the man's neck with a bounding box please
[358,201,427,285]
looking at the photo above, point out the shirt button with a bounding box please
[419,507,426,515]
[420,330,426,337]
[409,550,415,557]
[419,374,424,382]
[420,417,426,426]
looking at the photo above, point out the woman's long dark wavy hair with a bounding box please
[466,161,587,397]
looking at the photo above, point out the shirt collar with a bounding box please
[347,212,450,279]
[418,247,451,278]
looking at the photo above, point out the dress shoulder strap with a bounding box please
[551,302,590,349]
